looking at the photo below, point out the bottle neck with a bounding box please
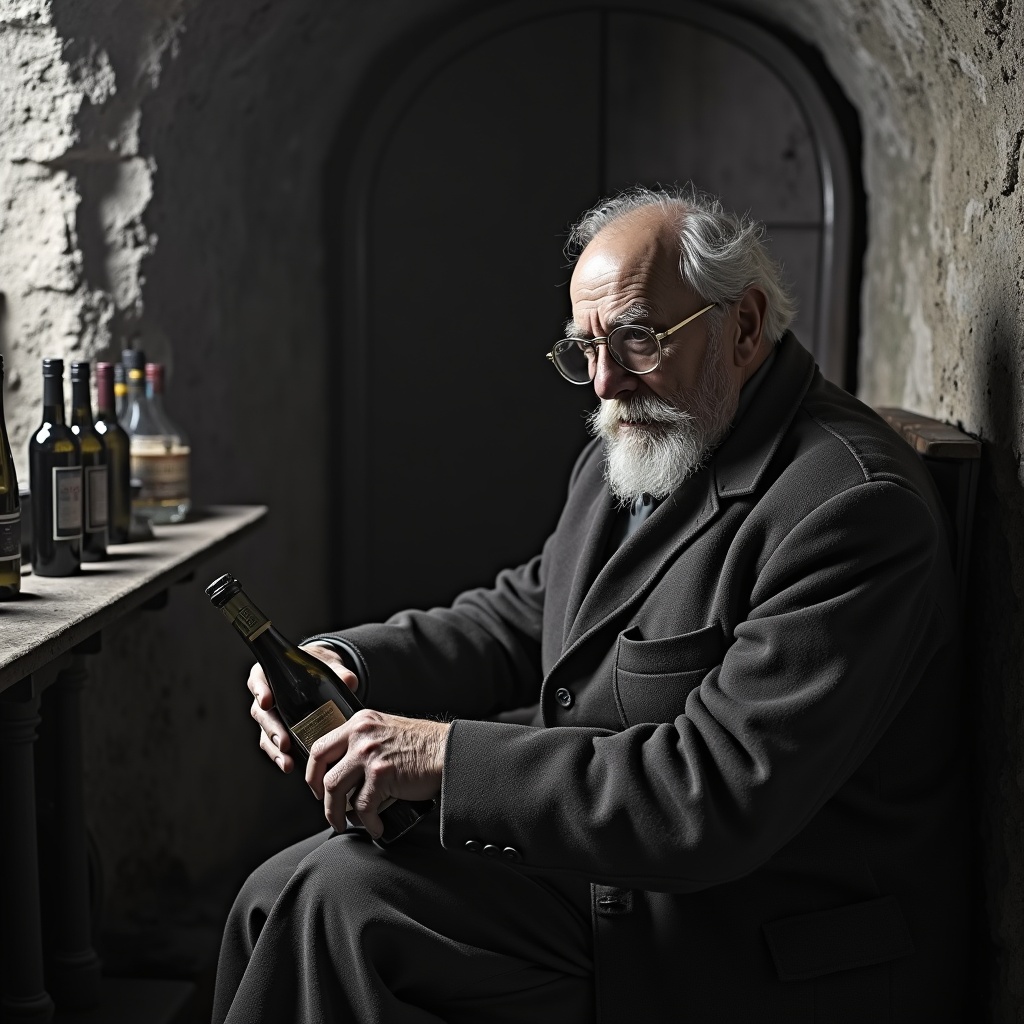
[146,382,166,413]
[126,368,146,397]
[70,380,94,426]
[96,372,116,418]
[42,376,66,424]
[218,588,273,643]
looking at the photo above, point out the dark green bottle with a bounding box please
[0,354,21,597]
[205,573,433,846]
[94,361,131,544]
[70,361,108,561]
[29,358,81,576]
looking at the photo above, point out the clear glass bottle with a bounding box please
[69,361,108,561]
[0,354,22,597]
[122,361,190,524]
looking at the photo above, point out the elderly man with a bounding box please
[213,187,969,1023]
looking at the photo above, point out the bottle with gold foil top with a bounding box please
[205,573,432,846]
[69,361,108,561]
[29,358,81,577]
[0,354,21,597]
[113,362,127,420]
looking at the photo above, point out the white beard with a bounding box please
[586,334,738,506]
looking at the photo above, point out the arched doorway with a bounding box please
[324,2,862,623]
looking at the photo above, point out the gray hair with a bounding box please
[566,185,797,344]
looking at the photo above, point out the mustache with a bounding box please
[591,392,697,430]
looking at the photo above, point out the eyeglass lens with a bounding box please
[552,326,659,382]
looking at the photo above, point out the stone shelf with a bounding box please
[0,504,266,1023]
[1,504,267,693]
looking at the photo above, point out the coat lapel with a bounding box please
[558,333,817,656]
[561,483,617,648]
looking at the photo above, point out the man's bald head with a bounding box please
[567,186,796,346]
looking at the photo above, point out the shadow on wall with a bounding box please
[964,299,1024,1022]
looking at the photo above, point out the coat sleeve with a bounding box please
[438,478,953,890]
[317,549,549,719]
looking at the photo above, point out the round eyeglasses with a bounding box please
[546,302,716,385]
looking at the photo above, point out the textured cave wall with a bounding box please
[1,0,1022,1015]
[740,2,1024,1016]
[0,0,348,927]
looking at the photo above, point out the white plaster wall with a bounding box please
[1,0,1022,1014]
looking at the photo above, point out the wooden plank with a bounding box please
[876,407,982,459]
[0,505,267,692]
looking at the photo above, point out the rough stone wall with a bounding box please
[1,0,1022,1015]
[742,3,1024,1016]
[0,0,343,925]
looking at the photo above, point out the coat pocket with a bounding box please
[613,623,727,727]
[762,895,915,981]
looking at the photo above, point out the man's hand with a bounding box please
[306,713,449,839]
[247,642,358,774]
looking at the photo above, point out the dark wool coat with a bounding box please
[328,334,970,1022]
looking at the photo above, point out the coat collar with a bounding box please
[559,333,816,652]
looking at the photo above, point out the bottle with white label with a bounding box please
[69,361,108,561]
[29,358,82,576]
[0,354,21,597]
[121,359,190,524]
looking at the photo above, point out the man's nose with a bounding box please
[591,343,638,401]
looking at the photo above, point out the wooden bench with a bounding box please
[876,407,981,611]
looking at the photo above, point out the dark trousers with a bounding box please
[212,814,594,1023]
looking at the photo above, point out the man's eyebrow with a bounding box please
[608,303,654,328]
[564,303,657,339]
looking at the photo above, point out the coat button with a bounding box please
[482,844,501,857]
[555,687,574,708]
[464,839,482,854]
[501,846,522,863]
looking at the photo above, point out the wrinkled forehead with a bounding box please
[569,215,686,332]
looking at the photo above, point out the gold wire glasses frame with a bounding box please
[545,302,717,385]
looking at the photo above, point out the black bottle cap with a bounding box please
[206,573,241,606]
[69,360,91,381]
[122,349,146,371]
[41,358,64,377]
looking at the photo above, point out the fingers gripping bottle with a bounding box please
[205,573,431,845]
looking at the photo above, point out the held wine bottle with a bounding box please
[205,573,432,845]
[94,362,132,544]
[0,355,21,598]
[29,358,82,576]
[69,361,108,561]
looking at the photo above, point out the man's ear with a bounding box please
[733,287,768,367]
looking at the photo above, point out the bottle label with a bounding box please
[0,510,20,560]
[290,700,349,755]
[289,700,396,815]
[131,444,189,503]
[52,466,83,539]
[85,465,109,530]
